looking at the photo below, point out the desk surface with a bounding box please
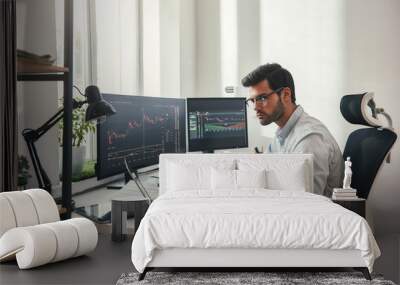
[74,171,159,223]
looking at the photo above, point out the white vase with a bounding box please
[72,145,86,176]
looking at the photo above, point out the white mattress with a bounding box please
[131,190,380,273]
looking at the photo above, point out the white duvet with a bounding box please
[131,190,380,273]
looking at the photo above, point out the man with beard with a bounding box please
[242,63,343,197]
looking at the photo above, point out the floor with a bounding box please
[0,234,134,285]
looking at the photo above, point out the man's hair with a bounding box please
[241,63,296,103]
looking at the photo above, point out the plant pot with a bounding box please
[72,145,86,176]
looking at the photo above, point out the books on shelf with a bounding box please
[332,187,358,200]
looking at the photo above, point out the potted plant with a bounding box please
[58,98,96,177]
[18,155,31,190]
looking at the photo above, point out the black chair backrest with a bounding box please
[341,93,397,199]
[342,128,396,199]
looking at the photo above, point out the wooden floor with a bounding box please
[0,234,134,285]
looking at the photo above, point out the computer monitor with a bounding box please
[96,94,186,179]
[187,97,248,152]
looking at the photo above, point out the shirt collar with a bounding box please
[276,105,303,145]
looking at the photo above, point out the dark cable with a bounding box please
[73,85,85,97]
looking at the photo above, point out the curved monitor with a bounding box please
[187,97,248,152]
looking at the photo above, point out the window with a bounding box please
[56,0,141,165]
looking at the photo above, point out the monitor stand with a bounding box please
[202,150,215,153]
[107,158,152,203]
[106,163,133,190]
[124,159,152,204]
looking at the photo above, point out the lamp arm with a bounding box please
[33,99,87,140]
[22,99,87,193]
[23,132,53,192]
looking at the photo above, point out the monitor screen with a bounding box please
[96,94,186,179]
[187,97,248,152]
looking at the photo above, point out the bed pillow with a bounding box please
[265,162,306,191]
[211,169,267,190]
[236,169,267,189]
[167,160,235,191]
[211,168,236,190]
[237,158,307,191]
[167,163,209,191]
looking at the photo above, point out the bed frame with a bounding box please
[137,154,372,281]
[138,248,371,280]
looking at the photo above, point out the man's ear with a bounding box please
[282,87,292,104]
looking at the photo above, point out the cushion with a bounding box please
[265,162,306,191]
[211,169,267,191]
[236,169,267,188]
[167,160,235,191]
[211,168,236,190]
[237,158,307,191]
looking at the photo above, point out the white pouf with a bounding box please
[0,189,98,269]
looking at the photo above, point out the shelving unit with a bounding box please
[17,60,69,81]
[17,0,74,219]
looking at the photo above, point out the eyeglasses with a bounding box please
[245,87,285,107]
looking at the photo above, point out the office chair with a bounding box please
[340,92,397,199]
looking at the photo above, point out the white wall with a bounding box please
[195,0,221,98]
[95,0,140,95]
[142,0,161,97]
[179,0,196,99]
[259,0,347,145]
[236,0,265,151]
[220,0,238,96]
[142,0,194,99]
[344,0,400,281]
[159,0,181,98]
[258,0,400,281]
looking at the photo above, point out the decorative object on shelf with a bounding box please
[332,157,358,200]
[343,157,353,189]
[16,49,68,74]
[17,49,55,65]
[17,155,31,190]
[22,85,116,195]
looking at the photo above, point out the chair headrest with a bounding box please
[340,92,382,127]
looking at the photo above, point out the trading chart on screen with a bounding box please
[189,111,246,139]
[96,94,186,179]
[187,97,248,152]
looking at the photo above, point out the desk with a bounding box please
[111,197,149,242]
[74,172,158,226]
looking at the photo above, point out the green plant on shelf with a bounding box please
[58,97,96,147]
[70,160,96,182]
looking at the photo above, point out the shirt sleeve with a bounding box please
[293,133,330,195]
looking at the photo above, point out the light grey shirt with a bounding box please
[268,106,344,197]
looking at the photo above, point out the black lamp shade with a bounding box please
[84,85,116,122]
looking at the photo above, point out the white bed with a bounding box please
[131,154,380,280]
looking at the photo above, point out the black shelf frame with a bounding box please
[17,73,66,82]
[17,0,74,219]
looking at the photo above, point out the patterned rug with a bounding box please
[116,271,396,285]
